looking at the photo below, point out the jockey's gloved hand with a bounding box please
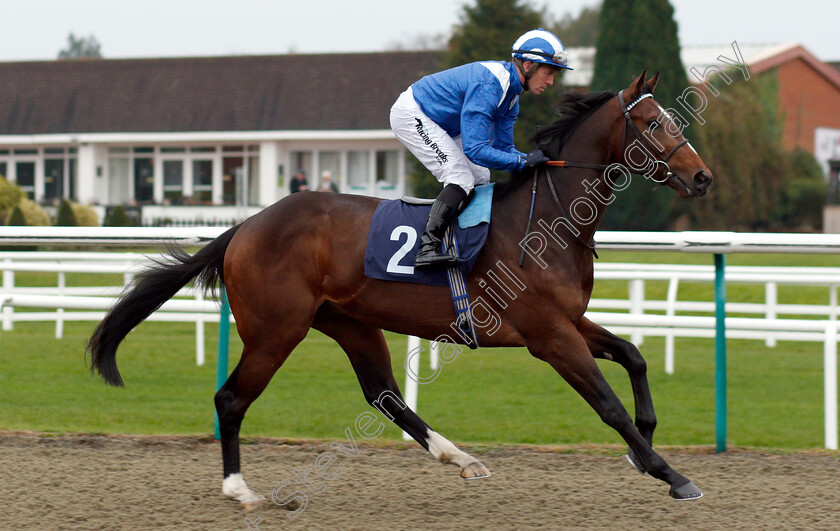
[520,149,550,169]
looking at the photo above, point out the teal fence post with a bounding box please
[214,285,231,440]
[714,254,727,453]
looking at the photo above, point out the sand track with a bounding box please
[2,433,838,530]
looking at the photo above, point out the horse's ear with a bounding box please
[646,71,660,93]
[628,68,648,98]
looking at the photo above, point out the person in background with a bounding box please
[318,171,339,193]
[290,168,308,193]
[389,29,571,269]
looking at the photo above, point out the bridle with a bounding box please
[518,90,692,266]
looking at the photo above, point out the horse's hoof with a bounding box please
[625,450,645,474]
[241,495,265,511]
[669,480,703,500]
[460,461,491,480]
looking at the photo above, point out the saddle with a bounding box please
[364,184,493,287]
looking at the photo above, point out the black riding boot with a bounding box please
[414,200,458,269]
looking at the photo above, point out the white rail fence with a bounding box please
[0,250,229,367]
[403,231,840,450]
[0,228,836,449]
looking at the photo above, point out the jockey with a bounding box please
[390,29,572,269]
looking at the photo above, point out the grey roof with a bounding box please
[0,51,442,135]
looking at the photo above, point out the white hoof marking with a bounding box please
[223,473,266,509]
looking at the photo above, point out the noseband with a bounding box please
[616,91,689,182]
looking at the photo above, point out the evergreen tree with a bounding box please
[590,0,688,230]
[104,205,132,227]
[7,206,27,226]
[590,0,686,110]
[56,199,78,226]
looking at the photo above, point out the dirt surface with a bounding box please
[2,432,839,530]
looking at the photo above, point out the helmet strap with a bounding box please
[514,58,535,91]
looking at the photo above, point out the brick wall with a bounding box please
[776,58,840,152]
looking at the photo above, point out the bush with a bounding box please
[104,205,131,227]
[55,199,78,226]
[6,206,27,226]
[0,176,24,221]
[6,199,51,226]
[71,203,100,226]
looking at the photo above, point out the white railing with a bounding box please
[0,228,836,449]
[404,231,840,450]
[0,249,229,367]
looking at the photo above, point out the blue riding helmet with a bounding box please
[511,29,573,71]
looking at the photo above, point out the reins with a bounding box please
[518,90,693,267]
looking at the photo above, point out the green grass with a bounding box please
[0,320,829,449]
[0,251,837,449]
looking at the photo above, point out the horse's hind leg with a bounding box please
[216,326,308,510]
[313,306,490,479]
[527,323,701,500]
[578,317,655,474]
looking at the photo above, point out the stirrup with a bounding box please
[415,250,457,269]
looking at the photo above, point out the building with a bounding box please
[2,44,839,223]
[0,52,440,223]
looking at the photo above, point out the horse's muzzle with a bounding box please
[693,170,712,196]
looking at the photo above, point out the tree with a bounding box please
[0,176,25,222]
[589,0,688,230]
[685,73,827,231]
[104,205,132,227]
[11,199,51,226]
[56,199,78,226]
[58,33,102,60]
[7,206,27,226]
[71,203,100,226]
[408,0,558,195]
[552,4,601,47]
[591,0,686,109]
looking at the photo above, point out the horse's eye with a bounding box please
[648,119,660,128]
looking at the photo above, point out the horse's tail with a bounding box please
[88,224,243,387]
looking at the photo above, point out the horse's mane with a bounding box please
[494,90,617,199]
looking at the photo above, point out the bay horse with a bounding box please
[89,70,713,508]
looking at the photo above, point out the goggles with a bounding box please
[512,48,569,67]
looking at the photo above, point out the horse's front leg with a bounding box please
[577,316,655,474]
[526,322,701,500]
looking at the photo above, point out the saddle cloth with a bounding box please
[364,184,494,286]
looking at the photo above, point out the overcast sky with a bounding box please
[0,0,838,62]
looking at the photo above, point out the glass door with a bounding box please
[16,161,35,199]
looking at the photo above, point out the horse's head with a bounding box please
[616,69,713,198]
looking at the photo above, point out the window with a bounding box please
[222,157,243,204]
[290,151,313,189]
[192,160,213,202]
[0,162,6,179]
[318,151,341,192]
[376,150,399,192]
[108,158,131,204]
[347,151,370,193]
[44,158,64,201]
[16,162,35,199]
[134,157,154,203]
[163,160,184,203]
